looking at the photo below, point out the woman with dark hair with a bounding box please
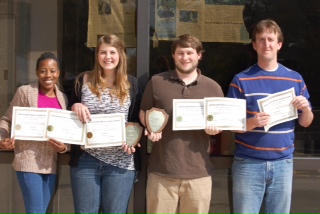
[0,52,69,213]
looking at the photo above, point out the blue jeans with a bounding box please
[70,151,135,213]
[16,171,56,213]
[232,156,293,214]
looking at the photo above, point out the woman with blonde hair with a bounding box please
[68,34,141,213]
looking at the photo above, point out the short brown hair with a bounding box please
[251,19,284,43]
[171,34,204,54]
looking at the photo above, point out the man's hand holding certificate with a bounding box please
[257,88,298,131]
[204,97,246,131]
[172,99,205,130]
[172,98,246,131]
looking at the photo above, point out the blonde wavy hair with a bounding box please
[85,34,130,104]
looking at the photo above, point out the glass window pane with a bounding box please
[149,0,320,157]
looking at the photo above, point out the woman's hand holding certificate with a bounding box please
[11,107,130,148]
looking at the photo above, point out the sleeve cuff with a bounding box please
[59,146,68,154]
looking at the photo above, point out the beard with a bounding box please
[175,61,198,75]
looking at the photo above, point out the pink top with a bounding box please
[38,91,62,109]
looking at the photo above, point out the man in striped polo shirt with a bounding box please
[227,19,314,214]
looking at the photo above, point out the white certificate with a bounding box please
[172,99,205,130]
[257,87,298,131]
[46,109,85,145]
[11,107,126,148]
[11,107,49,141]
[85,113,126,148]
[204,97,246,131]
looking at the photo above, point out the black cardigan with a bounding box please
[68,73,142,170]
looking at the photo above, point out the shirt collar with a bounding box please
[170,68,201,85]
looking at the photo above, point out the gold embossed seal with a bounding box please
[87,132,93,139]
[207,115,214,121]
[15,124,21,130]
[47,125,54,132]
